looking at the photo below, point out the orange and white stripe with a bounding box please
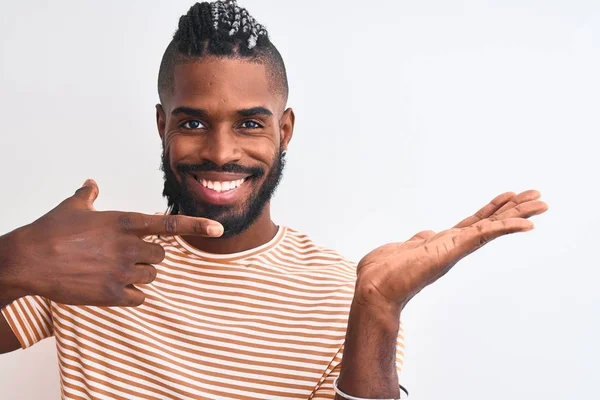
[2,226,405,399]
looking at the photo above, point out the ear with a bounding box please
[156,104,166,142]
[279,107,295,151]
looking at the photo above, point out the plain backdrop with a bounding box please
[0,0,598,399]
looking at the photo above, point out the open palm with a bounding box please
[356,190,548,310]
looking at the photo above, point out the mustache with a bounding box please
[176,160,265,177]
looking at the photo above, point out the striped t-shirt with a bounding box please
[2,226,405,400]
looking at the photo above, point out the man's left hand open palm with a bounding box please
[355,190,549,311]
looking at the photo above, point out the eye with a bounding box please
[181,120,206,130]
[240,120,263,129]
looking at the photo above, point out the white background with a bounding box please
[0,0,598,399]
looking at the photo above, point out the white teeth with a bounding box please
[199,178,247,192]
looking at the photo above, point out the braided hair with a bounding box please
[158,0,288,104]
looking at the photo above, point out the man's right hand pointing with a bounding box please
[0,179,223,307]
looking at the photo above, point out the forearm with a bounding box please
[337,297,402,399]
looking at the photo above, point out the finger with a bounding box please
[127,264,158,285]
[407,230,436,242]
[492,189,541,216]
[456,218,534,256]
[137,242,166,264]
[453,191,516,228]
[490,200,549,221]
[425,228,461,244]
[122,285,147,307]
[116,213,224,237]
[395,218,536,294]
[71,179,100,210]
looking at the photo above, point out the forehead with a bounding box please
[169,57,280,114]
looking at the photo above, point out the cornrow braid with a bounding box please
[158,0,288,106]
[177,0,267,52]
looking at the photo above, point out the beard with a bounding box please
[160,148,285,238]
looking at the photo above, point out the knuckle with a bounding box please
[117,241,139,263]
[146,265,158,282]
[48,240,64,258]
[423,244,431,254]
[152,244,166,263]
[451,235,459,248]
[117,214,135,231]
[110,263,130,284]
[193,221,203,234]
[164,216,178,235]
[476,224,490,245]
[103,281,123,303]
[127,244,141,261]
[73,186,89,199]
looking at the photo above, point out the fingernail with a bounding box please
[207,225,224,237]
[83,179,95,187]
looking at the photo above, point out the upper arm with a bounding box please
[0,296,54,353]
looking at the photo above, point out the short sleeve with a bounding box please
[310,323,406,399]
[1,295,54,349]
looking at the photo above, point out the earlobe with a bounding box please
[156,104,166,141]
[280,107,295,151]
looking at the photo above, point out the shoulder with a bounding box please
[278,227,357,275]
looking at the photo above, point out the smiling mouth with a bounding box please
[190,174,250,193]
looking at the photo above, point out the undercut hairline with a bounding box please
[159,54,288,107]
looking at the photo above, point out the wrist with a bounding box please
[349,297,401,336]
[353,282,404,325]
[338,292,402,398]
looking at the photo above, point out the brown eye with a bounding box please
[182,120,205,129]
[240,121,263,129]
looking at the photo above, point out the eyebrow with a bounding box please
[170,106,273,118]
[171,107,208,118]
[237,107,273,117]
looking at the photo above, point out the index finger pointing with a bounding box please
[117,213,224,237]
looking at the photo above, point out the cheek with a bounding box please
[167,132,201,155]
[165,136,198,177]
[244,136,279,166]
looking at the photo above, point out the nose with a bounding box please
[200,127,243,167]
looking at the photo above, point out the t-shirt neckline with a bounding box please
[172,225,287,262]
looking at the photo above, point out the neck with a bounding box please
[181,204,278,255]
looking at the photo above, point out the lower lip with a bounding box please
[185,175,251,206]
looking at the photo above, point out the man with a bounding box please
[0,1,548,399]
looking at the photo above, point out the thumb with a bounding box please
[72,179,100,209]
